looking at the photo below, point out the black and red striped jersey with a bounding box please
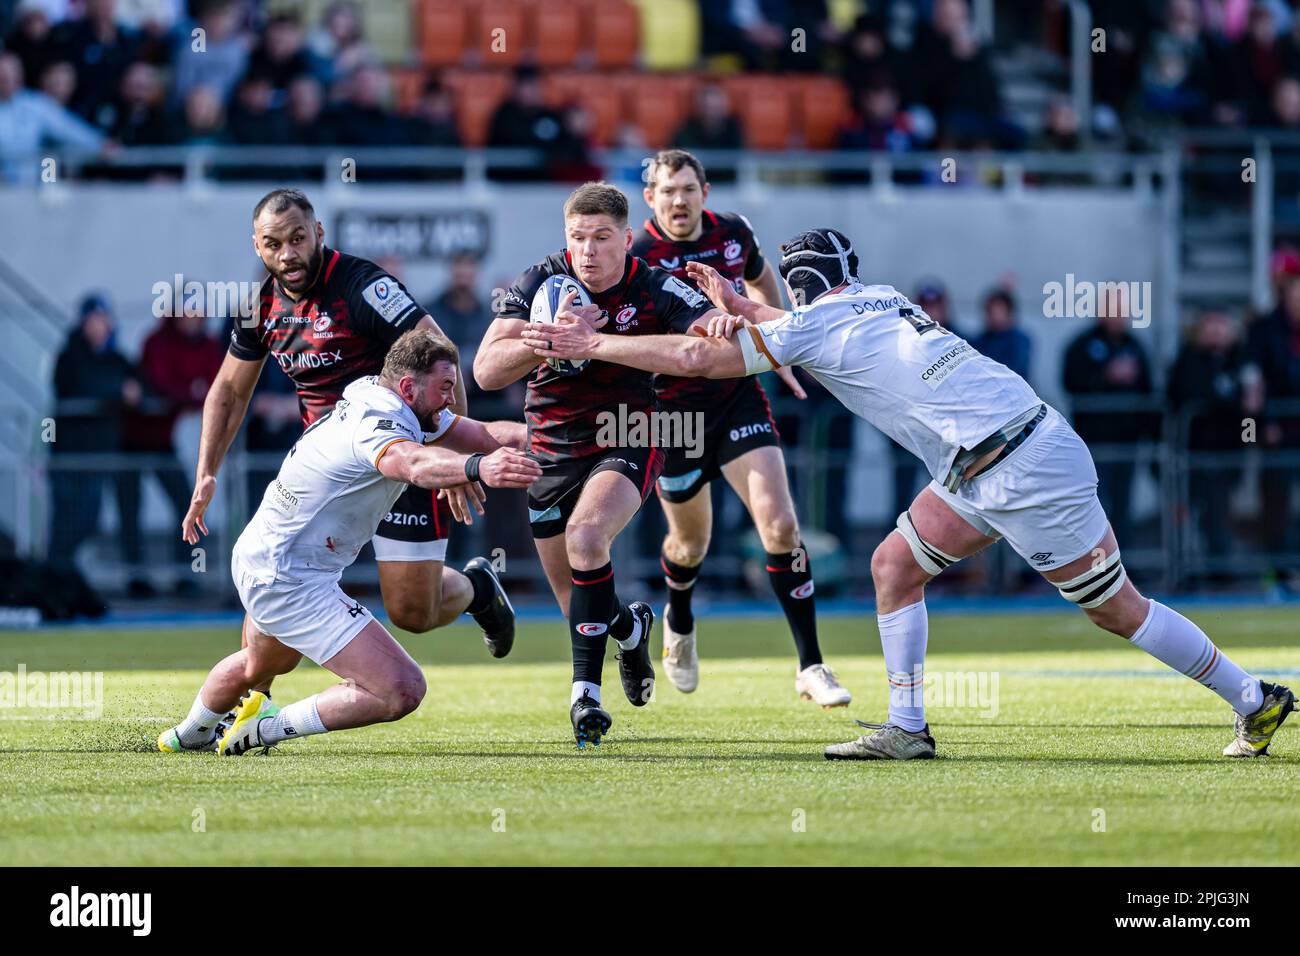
[498,251,713,462]
[631,209,767,407]
[228,246,426,426]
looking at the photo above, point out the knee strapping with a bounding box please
[1057,550,1127,608]
[894,511,961,577]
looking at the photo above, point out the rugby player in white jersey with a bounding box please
[521,228,1295,760]
[159,330,540,755]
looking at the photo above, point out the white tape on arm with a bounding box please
[739,325,778,375]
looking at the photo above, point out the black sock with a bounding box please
[609,597,634,642]
[463,564,493,616]
[766,545,821,670]
[569,562,619,686]
[661,553,699,633]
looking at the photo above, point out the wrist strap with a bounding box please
[464,453,485,483]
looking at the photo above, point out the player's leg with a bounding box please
[375,485,515,656]
[826,486,997,760]
[159,614,298,752]
[722,444,850,707]
[565,468,656,713]
[657,487,711,692]
[1042,526,1294,756]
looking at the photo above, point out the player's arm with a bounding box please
[182,350,268,544]
[414,315,468,416]
[521,316,749,380]
[433,416,527,454]
[376,440,540,490]
[473,316,543,390]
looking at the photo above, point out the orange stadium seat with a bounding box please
[795,75,852,149]
[533,5,583,68]
[418,0,469,68]
[589,1,640,69]
[721,75,795,150]
[477,0,529,67]
[544,73,623,147]
[443,70,513,146]
[388,67,428,115]
[625,72,695,148]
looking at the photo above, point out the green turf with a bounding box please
[0,607,1297,865]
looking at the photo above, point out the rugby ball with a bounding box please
[530,274,592,374]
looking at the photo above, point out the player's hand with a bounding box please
[685,261,744,314]
[775,364,808,400]
[439,482,486,525]
[695,313,744,339]
[557,289,607,330]
[476,448,542,489]
[521,310,600,361]
[182,475,216,545]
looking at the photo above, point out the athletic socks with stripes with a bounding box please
[1128,600,1262,716]
[878,599,928,733]
[766,546,822,670]
[261,694,327,744]
[568,562,622,688]
[661,553,699,634]
[176,692,225,748]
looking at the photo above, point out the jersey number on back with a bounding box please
[900,306,945,336]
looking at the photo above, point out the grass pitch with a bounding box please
[1,606,1297,866]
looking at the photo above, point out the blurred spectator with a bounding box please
[913,0,1020,148]
[0,51,107,183]
[487,65,581,178]
[308,1,378,87]
[171,0,249,108]
[1223,1,1284,124]
[1247,275,1300,570]
[406,77,460,147]
[1063,311,1155,546]
[916,277,965,338]
[673,82,744,150]
[727,0,839,72]
[328,64,407,144]
[51,0,139,123]
[226,70,283,144]
[6,2,59,91]
[37,60,77,109]
[120,310,224,596]
[48,294,143,575]
[840,13,906,101]
[430,256,488,399]
[1268,75,1300,128]
[1140,0,1217,125]
[1269,244,1300,307]
[245,12,318,103]
[835,79,915,152]
[179,85,225,144]
[1168,308,1257,561]
[285,74,328,144]
[102,60,177,144]
[971,289,1032,382]
[549,103,602,182]
[1035,95,1081,151]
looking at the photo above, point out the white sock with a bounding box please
[571,681,601,705]
[1129,601,1262,716]
[260,695,327,744]
[615,610,643,651]
[176,692,225,747]
[879,599,928,733]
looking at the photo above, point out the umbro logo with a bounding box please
[1030,552,1053,564]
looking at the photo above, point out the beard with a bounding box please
[276,240,324,294]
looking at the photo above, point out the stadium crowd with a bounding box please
[7,0,1300,184]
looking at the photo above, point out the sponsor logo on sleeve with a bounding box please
[920,342,976,391]
[663,275,706,308]
[362,277,416,324]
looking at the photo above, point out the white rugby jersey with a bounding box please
[743,282,1042,482]
[234,376,459,584]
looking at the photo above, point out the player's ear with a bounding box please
[701,181,710,202]
[315,220,325,245]
[624,228,632,250]
[642,185,654,208]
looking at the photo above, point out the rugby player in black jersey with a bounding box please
[175,189,522,733]
[475,182,725,746]
[631,150,850,707]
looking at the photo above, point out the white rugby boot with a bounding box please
[796,663,851,708]
[661,603,699,693]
